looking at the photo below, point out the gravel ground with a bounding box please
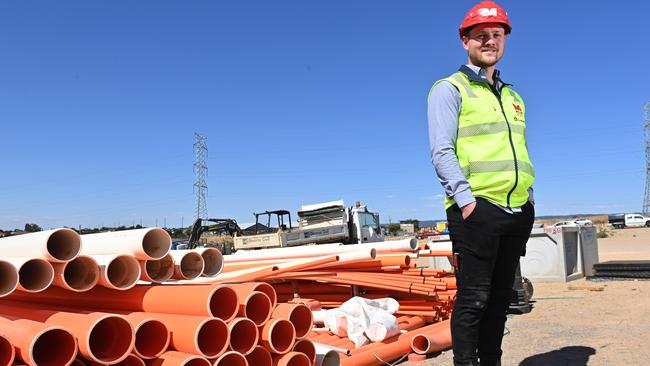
[401,227,650,366]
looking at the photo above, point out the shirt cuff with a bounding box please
[454,189,476,208]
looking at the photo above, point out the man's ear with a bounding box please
[461,36,470,51]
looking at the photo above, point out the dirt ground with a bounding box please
[403,227,650,366]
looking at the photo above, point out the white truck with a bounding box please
[233,200,384,250]
[608,213,650,229]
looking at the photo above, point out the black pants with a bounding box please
[447,197,534,366]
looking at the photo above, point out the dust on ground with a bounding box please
[402,227,650,366]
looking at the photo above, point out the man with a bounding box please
[427,2,535,365]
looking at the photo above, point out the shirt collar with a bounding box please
[459,64,511,88]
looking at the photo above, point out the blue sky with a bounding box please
[0,1,648,229]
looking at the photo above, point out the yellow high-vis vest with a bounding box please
[434,70,535,209]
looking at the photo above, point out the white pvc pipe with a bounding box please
[169,251,205,280]
[196,247,224,277]
[51,255,100,292]
[311,310,326,326]
[6,257,54,293]
[0,228,81,263]
[81,228,171,260]
[94,254,141,290]
[313,343,342,366]
[140,253,174,283]
[313,342,349,356]
[0,260,19,297]
[225,238,417,262]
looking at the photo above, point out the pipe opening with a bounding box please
[106,256,140,289]
[214,351,247,366]
[19,259,54,292]
[114,354,145,366]
[32,328,77,366]
[134,320,169,359]
[318,351,340,366]
[0,261,18,297]
[142,228,172,260]
[200,249,223,277]
[404,256,411,266]
[0,335,13,366]
[246,346,272,366]
[88,316,134,363]
[229,318,258,355]
[411,334,430,354]
[244,291,272,326]
[293,340,316,364]
[289,305,313,339]
[145,255,174,282]
[279,352,310,366]
[252,282,277,308]
[47,228,81,261]
[209,286,239,321]
[182,358,210,366]
[197,318,228,358]
[269,319,295,354]
[64,256,99,291]
[179,253,204,279]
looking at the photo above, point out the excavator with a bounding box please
[180,218,243,253]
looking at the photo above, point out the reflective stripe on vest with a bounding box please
[433,71,535,208]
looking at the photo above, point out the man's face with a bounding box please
[462,23,506,68]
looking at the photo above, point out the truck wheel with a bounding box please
[646,221,650,227]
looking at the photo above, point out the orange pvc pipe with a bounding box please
[0,302,134,364]
[140,254,174,283]
[245,346,272,366]
[146,351,211,366]
[228,282,278,309]
[122,314,170,359]
[230,289,272,326]
[211,351,248,366]
[0,334,13,366]
[272,351,311,366]
[292,339,316,365]
[339,320,451,366]
[6,284,240,321]
[0,316,76,366]
[260,318,296,354]
[51,255,99,292]
[133,312,228,358]
[227,317,258,356]
[411,327,453,354]
[88,354,145,366]
[271,304,313,340]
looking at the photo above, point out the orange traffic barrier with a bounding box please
[0,316,76,366]
[146,351,210,366]
[122,313,171,359]
[135,312,228,359]
[272,351,311,366]
[230,288,273,326]
[211,350,248,366]
[227,317,258,355]
[6,284,240,321]
[271,303,313,340]
[0,334,14,366]
[292,339,316,365]
[0,302,134,364]
[245,346,272,366]
[260,318,296,354]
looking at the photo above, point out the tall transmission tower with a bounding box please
[193,132,208,220]
[643,102,650,215]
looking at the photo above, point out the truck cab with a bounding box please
[348,204,383,244]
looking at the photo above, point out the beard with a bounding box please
[469,48,501,68]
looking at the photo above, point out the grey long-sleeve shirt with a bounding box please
[427,65,533,211]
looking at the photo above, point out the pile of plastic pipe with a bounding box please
[0,228,225,297]
[0,230,454,365]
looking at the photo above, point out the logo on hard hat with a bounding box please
[478,8,498,17]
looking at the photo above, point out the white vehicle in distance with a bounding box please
[573,219,593,226]
[550,221,579,228]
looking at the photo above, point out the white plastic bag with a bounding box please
[323,296,400,348]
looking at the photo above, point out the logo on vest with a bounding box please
[512,103,524,121]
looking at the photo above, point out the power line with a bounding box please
[193,132,208,220]
[643,102,650,215]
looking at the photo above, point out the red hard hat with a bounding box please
[459,1,511,38]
